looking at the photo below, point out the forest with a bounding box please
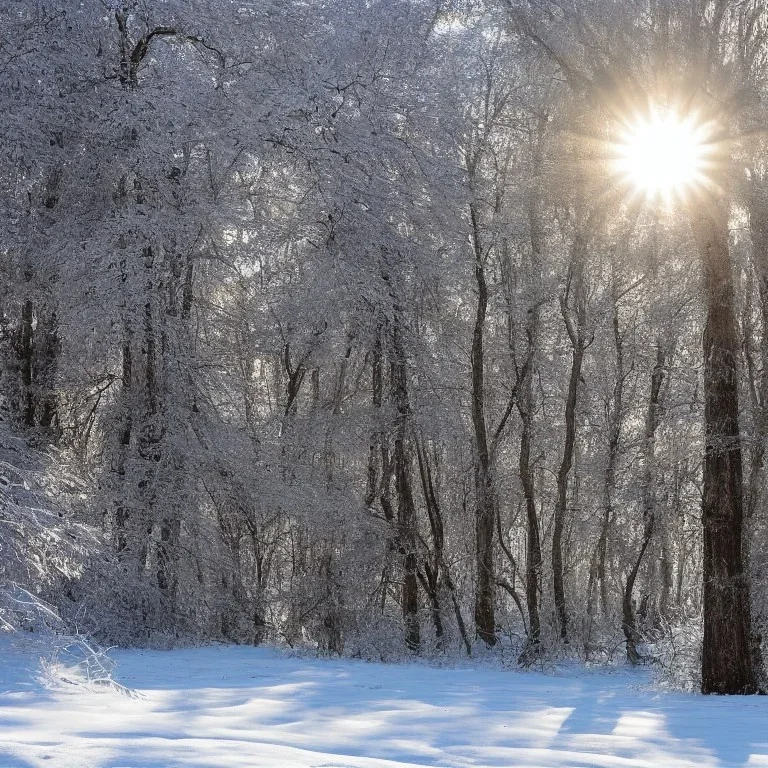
[2,0,768,700]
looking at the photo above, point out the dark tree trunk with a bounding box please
[36,308,60,434]
[365,322,383,508]
[552,345,581,644]
[319,549,343,656]
[10,158,63,435]
[416,437,472,655]
[691,205,757,695]
[138,245,164,588]
[745,181,768,686]
[366,320,398,616]
[415,438,446,648]
[518,368,542,655]
[596,272,624,616]
[622,344,664,664]
[16,298,35,428]
[157,517,180,597]
[391,315,419,652]
[657,537,674,624]
[553,239,587,644]
[518,133,544,661]
[11,297,61,435]
[470,202,496,647]
[115,254,134,558]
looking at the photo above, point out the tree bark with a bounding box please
[744,179,768,686]
[518,363,542,654]
[518,126,545,661]
[470,202,497,647]
[691,204,757,694]
[623,344,665,664]
[553,235,587,644]
[35,307,60,434]
[391,314,420,653]
[16,298,35,429]
[415,438,446,648]
[601,278,623,611]
[590,265,624,621]
[365,322,383,508]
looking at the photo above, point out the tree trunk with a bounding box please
[553,238,587,644]
[15,298,35,428]
[35,308,60,434]
[552,346,581,644]
[590,266,624,622]
[391,315,419,653]
[745,180,768,686]
[623,344,665,664]
[114,255,134,558]
[518,367,542,655]
[470,202,496,647]
[415,438,446,649]
[157,517,180,597]
[691,204,757,695]
[518,130,544,661]
[365,322,383,508]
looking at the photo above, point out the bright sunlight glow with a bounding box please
[614,106,714,204]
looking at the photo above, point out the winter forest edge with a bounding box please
[3,0,768,700]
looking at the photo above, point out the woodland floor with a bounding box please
[0,639,766,768]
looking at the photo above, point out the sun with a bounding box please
[613,106,714,204]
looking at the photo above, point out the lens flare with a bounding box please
[614,106,715,203]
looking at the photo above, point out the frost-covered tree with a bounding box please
[3,0,768,695]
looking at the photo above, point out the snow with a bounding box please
[0,641,767,768]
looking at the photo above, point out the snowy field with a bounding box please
[1,641,767,768]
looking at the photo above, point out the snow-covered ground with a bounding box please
[0,640,767,768]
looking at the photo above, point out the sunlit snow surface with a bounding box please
[1,640,767,767]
